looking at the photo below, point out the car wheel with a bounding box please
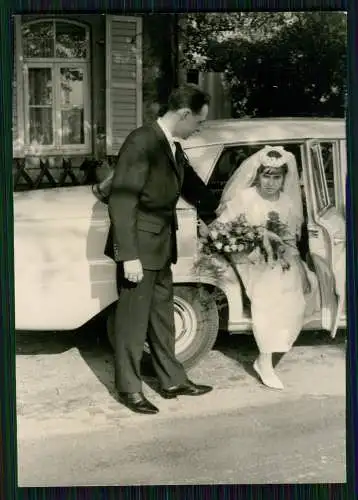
[106,285,219,370]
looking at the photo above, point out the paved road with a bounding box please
[16,329,346,486]
[18,394,345,486]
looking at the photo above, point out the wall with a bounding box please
[199,72,232,120]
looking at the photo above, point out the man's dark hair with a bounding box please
[166,84,211,115]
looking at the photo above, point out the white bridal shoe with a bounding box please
[253,360,284,390]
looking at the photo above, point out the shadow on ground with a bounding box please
[16,315,162,402]
[16,319,346,404]
[211,328,346,381]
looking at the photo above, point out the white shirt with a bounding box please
[156,117,176,157]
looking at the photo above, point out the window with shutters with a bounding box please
[21,19,92,154]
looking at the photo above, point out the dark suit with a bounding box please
[105,122,219,392]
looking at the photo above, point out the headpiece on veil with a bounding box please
[218,145,304,236]
[258,145,291,169]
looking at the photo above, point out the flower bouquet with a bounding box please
[194,211,292,280]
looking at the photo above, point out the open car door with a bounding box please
[301,140,346,338]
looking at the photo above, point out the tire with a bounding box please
[106,285,219,370]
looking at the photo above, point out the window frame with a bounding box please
[22,18,91,63]
[21,18,92,156]
[311,145,331,212]
[307,141,334,217]
[310,140,343,214]
[319,139,345,216]
[339,139,347,215]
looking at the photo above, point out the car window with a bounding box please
[309,143,332,213]
[206,144,258,205]
[184,145,222,183]
[207,142,304,206]
[319,142,336,208]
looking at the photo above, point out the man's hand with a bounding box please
[123,259,143,283]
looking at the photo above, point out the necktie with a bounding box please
[174,141,185,165]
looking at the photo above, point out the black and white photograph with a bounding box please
[12,11,347,486]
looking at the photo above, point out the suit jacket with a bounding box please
[104,122,219,270]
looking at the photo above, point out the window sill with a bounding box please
[14,146,92,158]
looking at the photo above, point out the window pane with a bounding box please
[60,68,84,107]
[207,144,262,206]
[311,146,330,212]
[61,109,84,145]
[60,68,85,144]
[56,22,87,58]
[320,142,336,208]
[22,21,54,58]
[29,68,53,105]
[29,108,53,144]
[186,145,223,183]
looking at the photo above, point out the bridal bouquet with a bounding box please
[195,211,291,280]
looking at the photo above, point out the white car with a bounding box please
[14,118,346,369]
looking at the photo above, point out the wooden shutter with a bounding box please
[12,15,24,158]
[105,15,142,156]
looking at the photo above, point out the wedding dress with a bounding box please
[215,146,319,353]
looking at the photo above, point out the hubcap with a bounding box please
[173,296,198,355]
[141,296,197,357]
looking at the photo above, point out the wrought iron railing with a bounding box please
[12,156,115,191]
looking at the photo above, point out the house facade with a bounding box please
[12,13,232,191]
[12,14,143,190]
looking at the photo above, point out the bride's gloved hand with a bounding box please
[265,230,285,246]
[198,220,210,238]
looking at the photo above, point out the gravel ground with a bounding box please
[16,328,346,439]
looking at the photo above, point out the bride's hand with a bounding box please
[265,230,284,246]
[198,220,210,238]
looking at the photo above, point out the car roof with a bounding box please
[182,117,346,149]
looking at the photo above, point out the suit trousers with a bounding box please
[114,262,188,393]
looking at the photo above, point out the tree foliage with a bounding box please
[142,14,181,123]
[181,12,299,68]
[181,12,347,118]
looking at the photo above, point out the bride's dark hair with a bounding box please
[251,150,288,186]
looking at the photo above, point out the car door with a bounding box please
[301,140,346,338]
[174,144,222,278]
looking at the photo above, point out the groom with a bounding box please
[104,84,220,414]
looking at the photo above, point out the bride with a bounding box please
[212,145,318,390]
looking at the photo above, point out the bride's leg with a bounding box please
[253,352,284,390]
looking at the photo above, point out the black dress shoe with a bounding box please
[117,392,159,414]
[160,380,213,399]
